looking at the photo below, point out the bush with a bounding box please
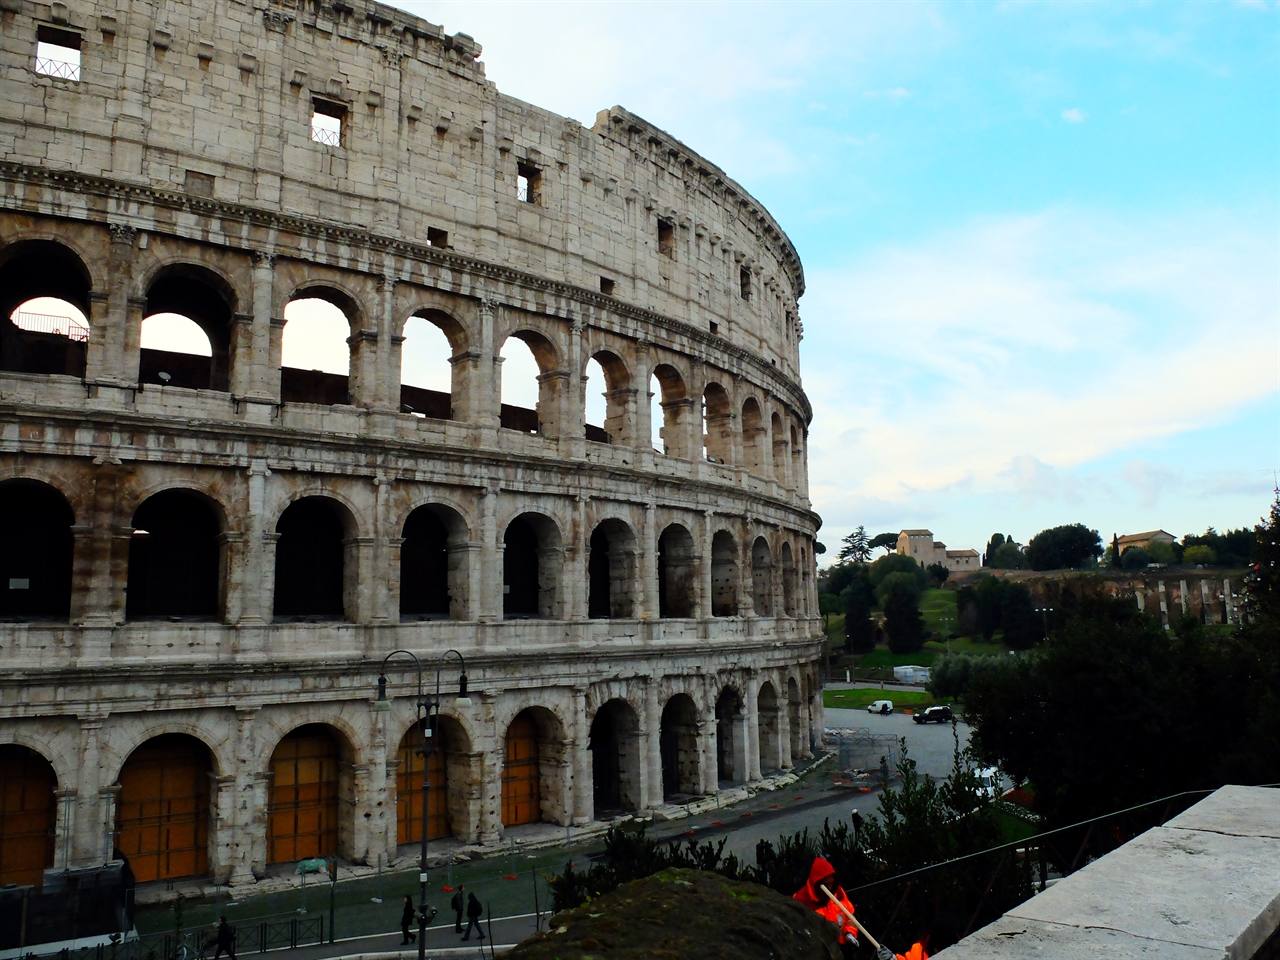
[1146,540,1178,565]
[1024,523,1103,571]
[987,542,1028,570]
[1120,546,1150,571]
[869,553,929,591]
[876,570,922,608]
[927,562,950,586]
[1183,544,1216,565]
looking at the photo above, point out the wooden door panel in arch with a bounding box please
[0,745,56,889]
[501,713,540,827]
[115,735,211,883]
[268,728,339,864]
[397,730,447,844]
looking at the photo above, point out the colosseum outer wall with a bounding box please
[0,0,823,888]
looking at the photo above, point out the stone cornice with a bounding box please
[0,161,812,424]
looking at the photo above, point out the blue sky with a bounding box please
[392,0,1278,556]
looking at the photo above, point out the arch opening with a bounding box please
[790,424,803,488]
[500,332,554,435]
[399,505,465,621]
[741,398,765,476]
[397,716,470,845]
[588,519,637,620]
[583,351,630,445]
[787,678,803,762]
[751,536,773,617]
[267,724,351,864]
[273,497,350,621]
[702,382,732,464]
[657,523,695,619]
[281,295,353,405]
[659,694,700,799]
[399,312,456,420]
[781,543,797,617]
[126,490,221,621]
[588,699,641,816]
[0,241,92,378]
[0,480,73,621]
[503,514,562,620]
[757,682,781,775]
[650,364,689,459]
[501,708,567,828]
[771,412,787,481]
[0,744,57,889]
[140,266,233,391]
[115,734,213,883]
[715,688,745,784]
[710,531,739,617]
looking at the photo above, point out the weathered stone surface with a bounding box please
[0,0,824,889]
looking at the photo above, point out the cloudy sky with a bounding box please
[392,0,1278,555]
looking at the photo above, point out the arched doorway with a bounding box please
[702,383,732,463]
[273,498,348,620]
[399,506,450,620]
[659,695,700,799]
[589,700,640,815]
[716,688,745,784]
[280,294,354,405]
[657,524,695,618]
[588,519,636,620]
[503,514,562,620]
[126,490,221,620]
[710,531,738,617]
[267,725,345,864]
[115,734,213,883]
[650,364,690,459]
[741,398,764,475]
[397,716,469,845]
[751,537,773,616]
[758,683,780,775]
[139,265,235,391]
[501,711,541,827]
[0,480,73,620]
[0,745,56,888]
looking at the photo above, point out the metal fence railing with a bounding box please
[12,311,90,341]
[16,915,325,960]
[35,57,80,81]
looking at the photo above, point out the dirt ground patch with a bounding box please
[507,867,843,960]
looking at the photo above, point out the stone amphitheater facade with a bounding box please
[0,0,823,888]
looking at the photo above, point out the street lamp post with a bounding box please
[372,649,471,960]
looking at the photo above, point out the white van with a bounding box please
[868,700,893,715]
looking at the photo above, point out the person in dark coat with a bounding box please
[461,892,485,941]
[450,885,466,933]
[213,916,236,960]
[400,895,418,945]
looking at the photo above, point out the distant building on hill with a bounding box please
[1117,530,1177,554]
[897,530,981,572]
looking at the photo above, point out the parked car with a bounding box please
[913,705,953,724]
[867,700,893,715]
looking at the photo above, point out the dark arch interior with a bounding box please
[0,241,92,378]
[274,498,346,620]
[400,507,449,619]
[657,524,695,618]
[589,700,639,815]
[503,516,540,618]
[140,268,234,391]
[716,688,743,783]
[711,531,738,617]
[0,480,73,620]
[660,695,699,799]
[126,490,220,620]
[588,525,612,619]
[588,519,635,620]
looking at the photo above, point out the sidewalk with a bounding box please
[285,913,537,960]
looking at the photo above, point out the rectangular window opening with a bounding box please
[739,265,752,300]
[709,321,719,335]
[426,227,448,248]
[658,219,675,258]
[35,26,82,81]
[517,162,541,204]
[311,98,346,147]
[599,277,615,296]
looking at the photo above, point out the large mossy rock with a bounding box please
[508,868,843,960]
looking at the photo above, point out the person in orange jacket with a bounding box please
[793,856,860,959]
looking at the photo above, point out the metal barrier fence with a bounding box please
[15,916,324,960]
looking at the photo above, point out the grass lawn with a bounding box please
[920,587,957,636]
[823,688,945,710]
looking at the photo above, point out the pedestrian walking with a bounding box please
[450,885,465,933]
[212,917,236,960]
[461,891,485,941]
[400,895,418,945]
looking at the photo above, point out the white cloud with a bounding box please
[864,87,912,100]
[1061,107,1086,122]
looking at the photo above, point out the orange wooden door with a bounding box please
[397,728,447,844]
[268,730,339,864]
[0,745,56,889]
[501,713,540,827]
[115,736,210,883]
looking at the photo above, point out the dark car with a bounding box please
[913,705,953,724]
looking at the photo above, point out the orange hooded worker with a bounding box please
[793,857,862,959]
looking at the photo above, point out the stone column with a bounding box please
[701,510,714,622]
[86,225,135,386]
[745,673,761,782]
[231,706,264,885]
[643,680,663,810]
[71,718,105,869]
[571,687,592,825]
[476,692,503,845]
[778,691,793,771]
[481,300,502,432]
[344,537,378,623]
[565,496,588,621]
[639,502,657,620]
[697,719,718,795]
[478,486,500,621]
[210,774,237,883]
[52,787,77,871]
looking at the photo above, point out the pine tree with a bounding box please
[1245,489,1280,623]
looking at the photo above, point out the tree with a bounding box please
[1245,489,1280,623]
[987,541,1028,570]
[841,565,876,654]
[1110,533,1122,568]
[926,562,950,586]
[1000,581,1042,650]
[1120,546,1150,571]
[883,578,926,653]
[818,593,842,633]
[1024,523,1103,571]
[1183,544,1217,566]
[815,542,826,556]
[876,570,922,608]
[837,525,872,563]
[1146,540,1177,565]
[869,532,899,556]
[869,553,929,591]
[1183,526,1256,567]
[974,575,1005,640]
